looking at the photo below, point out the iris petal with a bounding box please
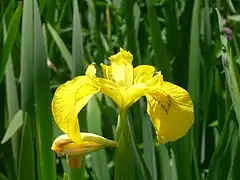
[133,65,155,84]
[146,82,194,143]
[51,133,117,156]
[52,76,99,142]
[101,64,113,81]
[109,48,133,88]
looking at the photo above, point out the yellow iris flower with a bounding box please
[51,48,194,167]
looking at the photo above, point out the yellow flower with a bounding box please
[51,48,194,161]
[51,133,117,168]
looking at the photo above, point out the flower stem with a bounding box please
[115,110,136,180]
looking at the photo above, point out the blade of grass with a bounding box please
[33,0,56,180]
[0,173,8,180]
[142,114,157,180]
[3,17,20,168]
[1,110,22,144]
[18,0,36,179]
[201,0,214,166]
[122,0,141,65]
[206,114,238,180]
[232,143,240,180]
[0,4,22,83]
[45,0,56,23]
[69,1,86,178]
[216,8,240,137]
[0,0,15,26]
[172,0,202,180]
[72,0,84,76]
[145,0,172,81]
[127,112,154,180]
[47,23,73,72]
[87,95,111,180]
[0,81,17,180]
[156,144,172,180]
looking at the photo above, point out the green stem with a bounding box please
[115,110,136,180]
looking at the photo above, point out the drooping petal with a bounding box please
[51,133,117,158]
[146,82,194,143]
[108,48,133,88]
[52,76,100,142]
[133,65,155,84]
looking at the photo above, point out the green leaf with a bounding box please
[115,110,136,180]
[33,0,56,179]
[4,15,20,167]
[156,144,172,180]
[87,95,111,180]
[216,8,240,137]
[1,110,23,144]
[18,0,36,179]
[0,173,8,180]
[206,118,238,180]
[72,0,85,76]
[145,0,172,81]
[142,115,157,180]
[0,3,22,83]
[18,113,36,180]
[122,0,141,65]
[227,15,240,22]
[47,23,73,72]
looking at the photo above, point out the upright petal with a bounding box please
[146,82,194,143]
[109,48,133,88]
[52,76,100,142]
[133,65,155,84]
[101,64,113,81]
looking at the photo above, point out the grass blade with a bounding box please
[122,0,141,65]
[1,110,22,144]
[33,0,56,179]
[0,4,22,83]
[18,0,36,179]
[47,23,73,72]
[72,0,85,76]
[207,117,238,180]
[145,0,172,81]
[156,144,172,180]
[87,96,111,180]
[4,17,20,168]
[142,115,157,180]
[216,9,240,136]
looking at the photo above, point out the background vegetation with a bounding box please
[0,0,240,180]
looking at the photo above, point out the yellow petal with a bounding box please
[85,63,96,77]
[124,83,146,108]
[51,133,117,157]
[146,82,194,143]
[101,63,113,80]
[52,76,99,142]
[98,78,123,108]
[108,48,133,88]
[80,132,118,147]
[145,72,164,88]
[133,65,155,84]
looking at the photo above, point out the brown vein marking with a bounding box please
[154,94,172,115]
